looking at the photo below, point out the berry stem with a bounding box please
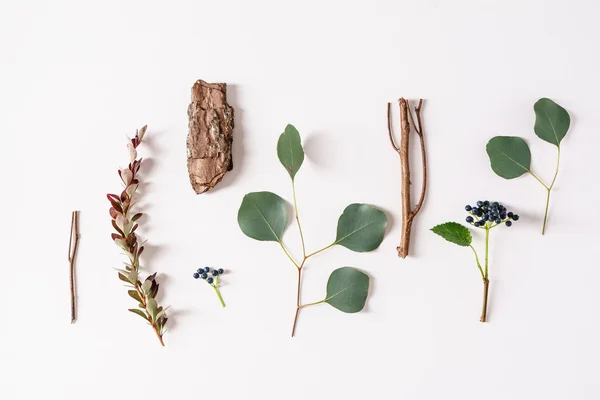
[212,285,226,308]
[480,279,489,323]
[484,227,490,279]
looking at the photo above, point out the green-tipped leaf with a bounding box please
[534,98,570,146]
[128,309,149,322]
[277,124,304,179]
[334,204,387,252]
[325,267,370,313]
[486,136,531,179]
[431,222,472,247]
[238,192,288,242]
[128,290,142,303]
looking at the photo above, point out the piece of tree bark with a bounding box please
[387,98,427,258]
[187,80,235,194]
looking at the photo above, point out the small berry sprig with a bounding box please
[431,200,520,322]
[193,266,226,308]
[465,200,519,229]
[108,125,168,346]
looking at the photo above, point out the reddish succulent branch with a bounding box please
[387,98,427,258]
[68,210,80,323]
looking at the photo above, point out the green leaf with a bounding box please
[128,290,142,303]
[334,204,387,252]
[325,267,370,313]
[431,222,472,247]
[277,124,304,180]
[146,298,158,320]
[486,136,531,179]
[238,192,288,242]
[534,98,570,146]
[128,309,149,322]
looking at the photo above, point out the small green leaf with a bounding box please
[128,290,142,303]
[534,98,570,146]
[325,267,370,313]
[334,204,387,252]
[277,124,304,180]
[128,309,149,322]
[238,192,288,242]
[146,298,158,320]
[431,222,472,247]
[141,280,152,295]
[486,136,531,179]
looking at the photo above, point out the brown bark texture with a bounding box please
[480,279,490,322]
[387,98,427,258]
[187,80,235,194]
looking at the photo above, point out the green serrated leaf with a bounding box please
[334,204,387,252]
[431,222,472,247]
[324,267,370,313]
[534,98,570,146]
[237,191,288,242]
[128,308,149,322]
[128,290,142,303]
[486,136,531,179]
[277,124,305,180]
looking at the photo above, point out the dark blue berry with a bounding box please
[193,273,200,279]
[495,218,501,224]
[465,205,472,211]
[507,212,514,218]
[482,214,488,221]
[201,273,208,279]
[484,200,489,206]
[477,201,484,207]
[505,220,512,227]
[204,266,210,272]
[207,277,214,284]
[218,268,224,274]
[500,214,507,220]
[512,214,519,221]
[197,268,203,274]
[492,202,499,207]
[466,216,474,223]
[212,270,219,276]
[473,221,480,227]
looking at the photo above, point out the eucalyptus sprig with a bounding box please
[108,125,168,346]
[237,125,387,336]
[432,200,520,322]
[486,98,571,234]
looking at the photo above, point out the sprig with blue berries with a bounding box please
[431,200,519,322]
[194,267,226,308]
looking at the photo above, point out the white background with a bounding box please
[1,0,598,399]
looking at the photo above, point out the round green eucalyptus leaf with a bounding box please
[534,98,570,146]
[335,204,387,252]
[277,124,304,180]
[325,267,370,313]
[238,191,288,242]
[486,136,531,179]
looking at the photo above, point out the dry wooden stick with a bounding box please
[68,210,80,323]
[387,98,427,258]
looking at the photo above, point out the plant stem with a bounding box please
[134,283,165,346]
[213,285,226,308]
[291,267,302,337]
[480,279,489,323]
[541,146,561,235]
[292,180,306,258]
[469,245,485,280]
[305,243,334,259]
[484,227,489,279]
[68,210,80,324]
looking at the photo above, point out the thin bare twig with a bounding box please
[68,210,80,323]
[387,98,428,258]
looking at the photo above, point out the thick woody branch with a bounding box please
[388,98,427,258]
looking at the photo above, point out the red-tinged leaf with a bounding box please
[109,207,119,219]
[110,200,123,214]
[132,213,143,222]
[138,246,144,257]
[146,272,157,282]
[107,193,120,202]
[132,178,139,185]
[112,220,124,236]
[118,272,129,283]
[131,224,139,233]
[149,282,159,299]
[120,190,128,202]
[126,234,137,248]
[111,233,123,241]
[128,290,143,303]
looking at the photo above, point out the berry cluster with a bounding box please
[465,200,519,228]
[193,266,226,308]
[193,266,225,284]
